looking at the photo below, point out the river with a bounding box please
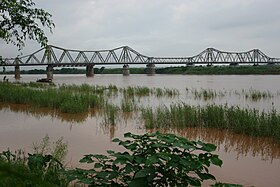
[1,74,280,186]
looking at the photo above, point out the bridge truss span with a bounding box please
[2,45,280,66]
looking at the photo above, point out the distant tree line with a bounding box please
[1,66,280,75]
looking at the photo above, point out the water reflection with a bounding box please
[148,127,280,162]
[2,102,280,162]
[0,102,89,123]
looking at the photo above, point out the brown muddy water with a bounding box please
[1,74,280,186]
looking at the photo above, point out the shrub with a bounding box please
[67,132,240,187]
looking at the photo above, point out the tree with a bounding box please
[0,0,55,50]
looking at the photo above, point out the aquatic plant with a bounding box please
[141,103,280,143]
[103,102,119,126]
[121,86,150,98]
[243,88,274,101]
[120,97,138,113]
[191,88,218,100]
[152,87,179,98]
[0,82,107,114]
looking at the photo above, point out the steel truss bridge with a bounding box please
[2,45,280,66]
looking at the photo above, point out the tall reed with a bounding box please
[103,102,119,125]
[121,98,137,113]
[243,89,274,101]
[0,82,105,114]
[141,103,280,143]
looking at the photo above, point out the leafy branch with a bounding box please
[0,0,55,50]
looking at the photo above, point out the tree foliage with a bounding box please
[0,0,55,50]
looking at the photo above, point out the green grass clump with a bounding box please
[121,86,151,98]
[0,82,106,114]
[121,98,137,113]
[243,89,274,101]
[192,88,218,100]
[103,103,119,125]
[141,103,280,143]
[121,86,179,98]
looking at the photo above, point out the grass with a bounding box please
[156,65,280,75]
[121,97,137,113]
[0,82,106,114]
[141,103,280,143]
[0,136,68,187]
[243,88,274,101]
[191,88,219,100]
[3,65,280,75]
[121,86,179,98]
[1,81,280,143]
[0,82,179,116]
[187,87,275,101]
[103,102,119,126]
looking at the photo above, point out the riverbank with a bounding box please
[1,65,280,75]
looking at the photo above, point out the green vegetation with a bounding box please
[0,82,107,114]
[103,102,119,126]
[191,88,221,100]
[121,86,179,98]
[186,87,275,101]
[1,81,280,144]
[156,65,280,75]
[2,65,280,75]
[243,88,273,101]
[0,135,68,187]
[99,67,146,74]
[121,98,137,113]
[67,132,240,187]
[0,132,241,187]
[0,0,54,49]
[0,82,179,114]
[141,104,280,143]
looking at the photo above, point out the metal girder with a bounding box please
[1,45,280,66]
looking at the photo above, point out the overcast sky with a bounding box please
[1,0,280,58]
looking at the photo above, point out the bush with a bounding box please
[67,132,241,186]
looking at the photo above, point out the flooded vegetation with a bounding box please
[1,74,280,186]
[141,104,280,142]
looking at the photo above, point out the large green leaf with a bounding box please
[129,177,148,187]
[210,155,223,167]
[212,183,243,187]
[134,167,154,178]
[198,173,216,180]
[94,163,103,169]
[145,155,159,166]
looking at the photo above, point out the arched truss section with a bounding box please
[2,45,280,66]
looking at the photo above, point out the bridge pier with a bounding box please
[15,65,20,79]
[146,63,155,75]
[86,65,94,77]
[267,62,275,66]
[122,64,130,76]
[230,62,239,66]
[186,62,194,67]
[46,65,54,80]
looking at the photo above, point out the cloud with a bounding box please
[1,0,280,58]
